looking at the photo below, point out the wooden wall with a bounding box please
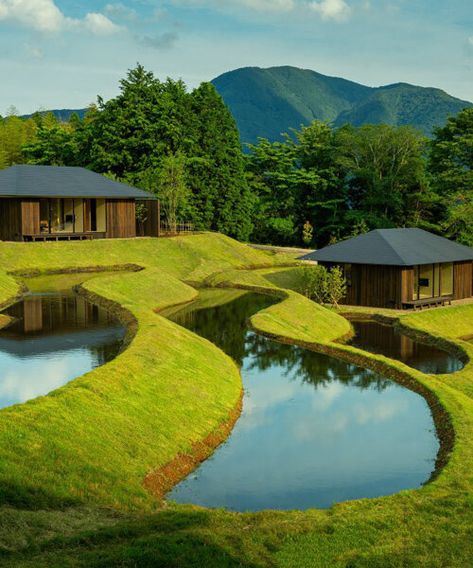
[136,200,160,237]
[106,199,136,238]
[21,200,40,235]
[321,262,404,308]
[401,268,414,303]
[0,199,22,241]
[454,261,473,300]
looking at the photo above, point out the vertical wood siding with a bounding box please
[401,267,414,303]
[106,199,136,238]
[321,262,404,308]
[0,198,22,241]
[21,200,40,235]
[454,261,473,300]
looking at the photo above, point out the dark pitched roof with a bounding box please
[300,228,473,266]
[0,165,155,200]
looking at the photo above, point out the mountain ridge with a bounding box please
[20,65,473,143]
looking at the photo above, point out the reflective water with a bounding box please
[165,290,439,511]
[349,320,463,375]
[0,280,125,409]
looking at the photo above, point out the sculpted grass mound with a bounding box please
[0,236,472,566]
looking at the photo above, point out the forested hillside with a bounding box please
[212,66,472,143]
[1,66,472,249]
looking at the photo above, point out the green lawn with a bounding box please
[0,235,472,567]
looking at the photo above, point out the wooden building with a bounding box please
[301,229,473,309]
[0,165,159,241]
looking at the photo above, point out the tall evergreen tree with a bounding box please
[188,82,253,240]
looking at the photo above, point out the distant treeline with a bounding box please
[1,65,472,246]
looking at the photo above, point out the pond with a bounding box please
[0,273,126,409]
[348,319,463,375]
[164,290,439,512]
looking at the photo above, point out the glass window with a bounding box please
[50,199,64,233]
[39,200,49,234]
[441,263,454,296]
[418,264,434,299]
[63,199,75,232]
[434,264,441,297]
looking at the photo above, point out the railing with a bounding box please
[160,222,195,236]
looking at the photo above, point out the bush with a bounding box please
[298,265,346,306]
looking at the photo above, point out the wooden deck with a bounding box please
[23,232,106,242]
[402,295,453,310]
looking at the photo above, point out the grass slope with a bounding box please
[0,238,473,566]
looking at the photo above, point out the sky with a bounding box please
[0,0,472,114]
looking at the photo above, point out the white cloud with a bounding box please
[85,12,121,36]
[0,0,121,35]
[468,36,473,47]
[0,0,70,32]
[310,0,351,21]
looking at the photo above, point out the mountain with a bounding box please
[211,66,473,143]
[21,66,473,144]
[22,108,87,121]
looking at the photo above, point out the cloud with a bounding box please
[0,0,69,32]
[0,0,121,35]
[104,2,137,21]
[85,12,121,35]
[136,31,179,50]
[310,0,351,21]
[468,35,473,47]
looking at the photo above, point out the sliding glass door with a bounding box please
[38,199,106,235]
[413,263,454,300]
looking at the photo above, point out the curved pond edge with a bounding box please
[0,264,457,507]
[146,283,455,503]
[341,311,470,371]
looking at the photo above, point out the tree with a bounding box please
[188,82,254,240]
[156,153,189,233]
[22,118,80,166]
[334,124,433,230]
[429,108,473,241]
[298,264,347,306]
[429,108,473,197]
[135,203,149,237]
[327,266,347,307]
[443,193,473,246]
[302,221,314,245]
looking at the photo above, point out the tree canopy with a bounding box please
[0,66,471,247]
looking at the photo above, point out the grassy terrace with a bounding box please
[0,239,472,566]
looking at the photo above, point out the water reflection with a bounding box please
[0,293,125,408]
[348,320,463,374]
[166,291,439,511]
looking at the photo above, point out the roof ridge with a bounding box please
[376,229,412,264]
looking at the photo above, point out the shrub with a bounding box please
[298,264,346,306]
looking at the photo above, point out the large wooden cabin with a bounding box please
[301,229,473,309]
[0,165,159,241]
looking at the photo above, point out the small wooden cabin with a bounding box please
[0,165,159,241]
[301,229,473,309]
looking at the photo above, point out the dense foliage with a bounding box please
[0,65,472,247]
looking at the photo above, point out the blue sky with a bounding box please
[0,0,472,114]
